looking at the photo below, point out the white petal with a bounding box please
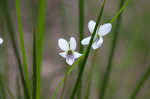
[66,56,75,66]
[59,52,67,58]
[58,38,69,51]
[73,52,82,59]
[70,37,76,50]
[92,37,103,50]
[0,38,3,45]
[81,36,91,45]
[88,20,96,33]
[98,23,112,36]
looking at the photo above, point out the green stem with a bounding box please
[15,0,31,98]
[0,1,30,98]
[60,73,68,99]
[51,56,83,99]
[33,29,37,99]
[35,0,46,99]
[78,0,84,98]
[129,65,150,99]
[99,0,125,99]
[70,0,106,98]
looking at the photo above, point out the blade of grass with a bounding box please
[34,0,46,99]
[33,29,37,99]
[70,0,107,98]
[99,0,128,98]
[77,0,84,98]
[1,0,31,98]
[15,0,31,98]
[129,64,150,99]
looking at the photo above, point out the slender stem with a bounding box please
[51,56,83,99]
[60,73,68,99]
[70,0,106,98]
[78,0,84,52]
[35,0,46,99]
[85,50,98,99]
[33,29,37,99]
[78,0,84,98]
[99,0,124,99]
[1,1,30,98]
[15,0,31,98]
[129,65,150,99]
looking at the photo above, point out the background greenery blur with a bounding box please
[0,0,150,99]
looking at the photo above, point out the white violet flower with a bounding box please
[0,37,3,45]
[81,20,112,50]
[58,37,82,65]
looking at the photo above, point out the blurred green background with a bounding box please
[0,0,150,99]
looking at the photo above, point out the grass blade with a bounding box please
[34,0,46,99]
[129,65,150,99]
[15,0,31,98]
[77,0,84,98]
[70,0,107,98]
[33,29,37,99]
[99,0,127,98]
[0,0,31,98]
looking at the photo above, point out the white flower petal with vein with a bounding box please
[98,23,112,36]
[70,37,76,50]
[66,56,75,66]
[92,37,103,50]
[81,36,91,45]
[59,52,67,58]
[88,20,96,33]
[74,52,82,59]
[58,38,69,51]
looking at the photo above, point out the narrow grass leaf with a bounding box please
[1,1,30,98]
[99,0,127,98]
[35,0,46,99]
[78,0,84,98]
[129,65,150,99]
[15,0,31,98]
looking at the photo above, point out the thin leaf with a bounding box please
[15,0,31,98]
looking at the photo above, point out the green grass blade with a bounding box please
[78,0,84,98]
[15,0,31,98]
[33,29,37,99]
[129,65,150,99]
[35,0,46,99]
[110,0,130,23]
[99,0,126,98]
[0,1,31,98]
[70,0,107,98]
[78,0,84,53]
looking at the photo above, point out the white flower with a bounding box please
[0,38,3,45]
[58,37,82,65]
[82,20,112,50]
